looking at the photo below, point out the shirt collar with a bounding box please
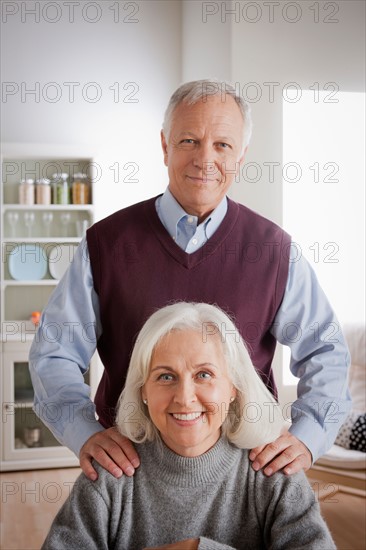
[157,187,228,241]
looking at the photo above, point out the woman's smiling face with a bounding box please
[142,329,236,457]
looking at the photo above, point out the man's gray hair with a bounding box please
[162,79,253,150]
[115,302,285,450]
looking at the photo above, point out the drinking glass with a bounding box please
[6,211,19,238]
[60,213,71,237]
[76,219,89,237]
[24,212,35,238]
[42,212,53,238]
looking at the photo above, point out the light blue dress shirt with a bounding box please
[29,188,351,460]
[155,187,228,252]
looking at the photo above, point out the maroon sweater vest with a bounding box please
[87,195,291,427]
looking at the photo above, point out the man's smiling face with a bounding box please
[161,94,247,222]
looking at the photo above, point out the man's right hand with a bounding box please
[79,427,140,481]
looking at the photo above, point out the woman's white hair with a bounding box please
[162,79,253,152]
[116,302,286,450]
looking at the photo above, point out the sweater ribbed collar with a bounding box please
[139,437,243,488]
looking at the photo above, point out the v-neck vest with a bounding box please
[87,195,291,427]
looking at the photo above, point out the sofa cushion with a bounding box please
[348,363,366,412]
[316,444,366,470]
[332,324,365,455]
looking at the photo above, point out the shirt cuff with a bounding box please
[63,406,105,457]
[289,416,332,464]
[289,396,352,463]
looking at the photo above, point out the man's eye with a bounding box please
[181,139,196,144]
[218,142,230,148]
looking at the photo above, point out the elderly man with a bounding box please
[29,79,350,482]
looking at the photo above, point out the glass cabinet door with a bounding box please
[2,341,79,467]
[12,359,62,450]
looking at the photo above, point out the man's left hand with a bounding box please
[249,432,312,476]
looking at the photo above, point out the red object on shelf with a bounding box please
[30,311,41,326]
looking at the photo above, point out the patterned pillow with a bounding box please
[335,411,366,452]
[335,359,366,452]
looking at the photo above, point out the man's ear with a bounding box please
[233,146,247,180]
[239,145,248,167]
[161,130,169,167]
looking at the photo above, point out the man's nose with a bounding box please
[173,379,197,406]
[193,143,218,174]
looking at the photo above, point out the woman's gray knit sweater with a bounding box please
[42,437,335,549]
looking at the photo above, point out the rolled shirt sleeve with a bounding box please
[271,251,351,461]
[29,238,104,456]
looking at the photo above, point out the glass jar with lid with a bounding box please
[35,178,51,205]
[19,179,35,205]
[72,173,90,204]
[52,173,70,204]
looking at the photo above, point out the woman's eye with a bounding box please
[158,373,174,382]
[197,371,212,380]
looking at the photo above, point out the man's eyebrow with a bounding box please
[175,132,234,143]
[216,136,234,143]
[175,131,198,138]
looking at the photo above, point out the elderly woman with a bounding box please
[42,302,335,550]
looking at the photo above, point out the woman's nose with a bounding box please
[173,380,197,406]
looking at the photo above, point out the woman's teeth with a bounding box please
[172,412,202,421]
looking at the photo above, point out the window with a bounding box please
[282,90,365,384]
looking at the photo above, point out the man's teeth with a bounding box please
[172,412,202,421]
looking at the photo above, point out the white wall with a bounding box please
[229,0,365,222]
[1,0,182,220]
[181,0,232,82]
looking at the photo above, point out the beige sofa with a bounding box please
[308,323,366,494]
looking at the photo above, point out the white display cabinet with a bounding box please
[1,143,101,471]
[1,340,100,471]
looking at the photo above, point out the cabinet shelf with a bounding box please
[2,280,59,287]
[2,238,81,244]
[3,204,93,211]
[1,146,98,471]
[13,401,33,408]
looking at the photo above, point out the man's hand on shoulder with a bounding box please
[79,427,140,480]
[249,432,312,476]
